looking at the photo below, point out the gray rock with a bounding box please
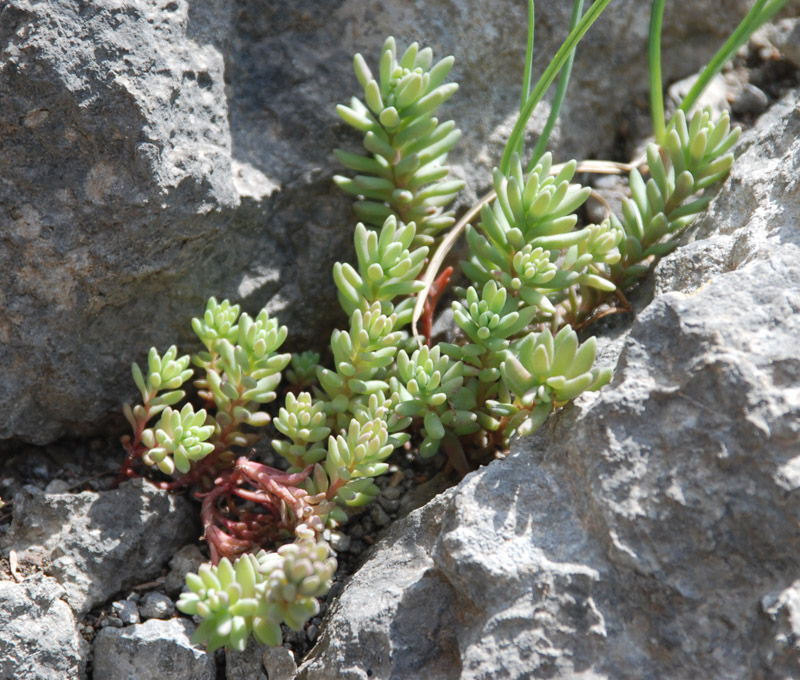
[0,0,787,443]
[0,479,199,617]
[92,618,215,680]
[0,574,88,680]
[139,592,175,620]
[262,646,298,680]
[297,88,800,679]
[298,490,460,680]
[165,543,207,597]
[112,599,141,625]
[226,637,269,680]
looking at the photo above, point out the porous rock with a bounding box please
[92,618,216,680]
[297,87,800,679]
[0,0,784,443]
[0,574,88,680]
[0,478,199,617]
[225,636,268,680]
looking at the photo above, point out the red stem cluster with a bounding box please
[200,459,316,564]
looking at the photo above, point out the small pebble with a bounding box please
[371,504,390,527]
[126,592,141,603]
[381,486,402,501]
[139,592,175,619]
[100,616,124,628]
[44,479,70,494]
[732,83,769,116]
[112,599,140,624]
[306,624,318,643]
[165,544,207,596]
[329,532,351,553]
[378,496,399,513]
[263,646,297,680]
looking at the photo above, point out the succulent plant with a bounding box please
[177,524,336,652]
[492,326,612,436]
[334,216,428,325]
[119,0,771,651]
[612,109,741,289]
[392,344,478,457]
[334,37,464,242]
[272,392,331,471]
[286,351,321,391]
[140,403,215,475]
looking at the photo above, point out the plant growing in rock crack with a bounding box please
[116,0,784,652]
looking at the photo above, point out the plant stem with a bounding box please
[648,0,667,145]
[675,0,775,118]
[517,0,535,158]
[529,0,585,170]
[500,0,612,175]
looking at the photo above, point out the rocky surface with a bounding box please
[296,86,800,679]
[0,479,199,617]
[92,618,216,680]
[2,0,793,443]
[0,574,89,680]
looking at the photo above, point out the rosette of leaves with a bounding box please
[140,403,215,475]
[391,345,479,458]
[333,216,429,326]
[334,36,464,242]
[177,524,336,651]
[271,392,331,471]
[317,302,403,424]
[492,326,611,436]
[463,152,622,316]
[191,297,241,346]
[612,108,740,289]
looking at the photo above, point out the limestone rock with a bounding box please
[297,87,800,679]
[92,618,216,680]
[0,479,199,617]
[0,574,88,680]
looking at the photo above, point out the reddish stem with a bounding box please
[198,459,316,563]
[420,266,453,346]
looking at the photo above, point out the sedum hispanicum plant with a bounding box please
[116,0,785,653]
